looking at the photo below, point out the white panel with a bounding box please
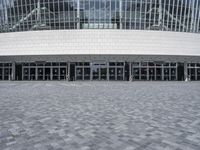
[0,30,200,56]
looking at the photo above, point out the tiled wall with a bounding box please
[0,30,200,56]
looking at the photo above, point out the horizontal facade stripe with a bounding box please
[0,30,199,56]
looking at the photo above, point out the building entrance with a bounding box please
[0,63,13,80]
[75,62,125,81]
[22,62,68,81]
[187,63,200,81]
[132,62,178,81]
[3,61,200,82]
[75,62,90,81]
[92,63,107,81]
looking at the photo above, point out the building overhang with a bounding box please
[0,30,200,57]
[0,54,200,63]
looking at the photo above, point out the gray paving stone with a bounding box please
[0,81,200,150]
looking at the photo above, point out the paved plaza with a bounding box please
[0,82,200,150]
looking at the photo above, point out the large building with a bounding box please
[0,0,200,81]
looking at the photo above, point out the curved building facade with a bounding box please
[0,0,200,81]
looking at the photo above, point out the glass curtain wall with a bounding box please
[132,62,177,81]
[187,63,200,81]
[0,63,12,80]
[22,62,68,81]
[0,0,200,33]
[80,0,120,29]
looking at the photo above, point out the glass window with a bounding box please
[0,0,199,33]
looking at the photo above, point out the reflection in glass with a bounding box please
[0,0,199,33]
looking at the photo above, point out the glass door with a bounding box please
[60,68,67,80]
[37,68,44,80]
[30,68,36,80]
[0,68,2,80]
[100,67,107,80]
[156,68,162,81]
[52,68,59,80]
[149,68,155,81]
[109,68,115,80]
[23,68,29,80]
[197,68,200,80]
[76,67,83,80]
[84,68,90,80]
[133,68,139,80]
[164,68,170,80]
[92,67,99,80]
[45,68,51,80]
[117,68,124,80]
[92,63,108,81]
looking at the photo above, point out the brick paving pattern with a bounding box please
[0,82,200,150]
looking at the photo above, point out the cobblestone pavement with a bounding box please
[0,82,200,150]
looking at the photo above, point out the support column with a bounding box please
[43,67,45,80]
[36,66,38,81]
[169,65,171,81]
[115,67,117,81]
[158,0,163,29]
[147,65,150,81]
[119,0,122,29]
[58,67,60,81]
[3,0,8,25]
[12,62,15,80]
[65,66,67,81]
[129,62,132,81]
[195,63,197,81]
[22,66,24,80]
[67,62,70,81]
[98,66,100,81]
[176,64,178,81]
[123,62,125,81]
[37,0,41,25]
[77,0,80,29]
[161,64,164,81]
[139,63,141,80]
[74,66,77,81]
[29,68,30,81]
[107,62,109,81]
[2,66,4,80]
[50,66,53,81]
[90,63,93,81]
[184,62,188,81]
[84,67,86,81]
[190,0,195,32]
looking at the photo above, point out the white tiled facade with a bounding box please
[0,30,200,81]
[0,30,200,56]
